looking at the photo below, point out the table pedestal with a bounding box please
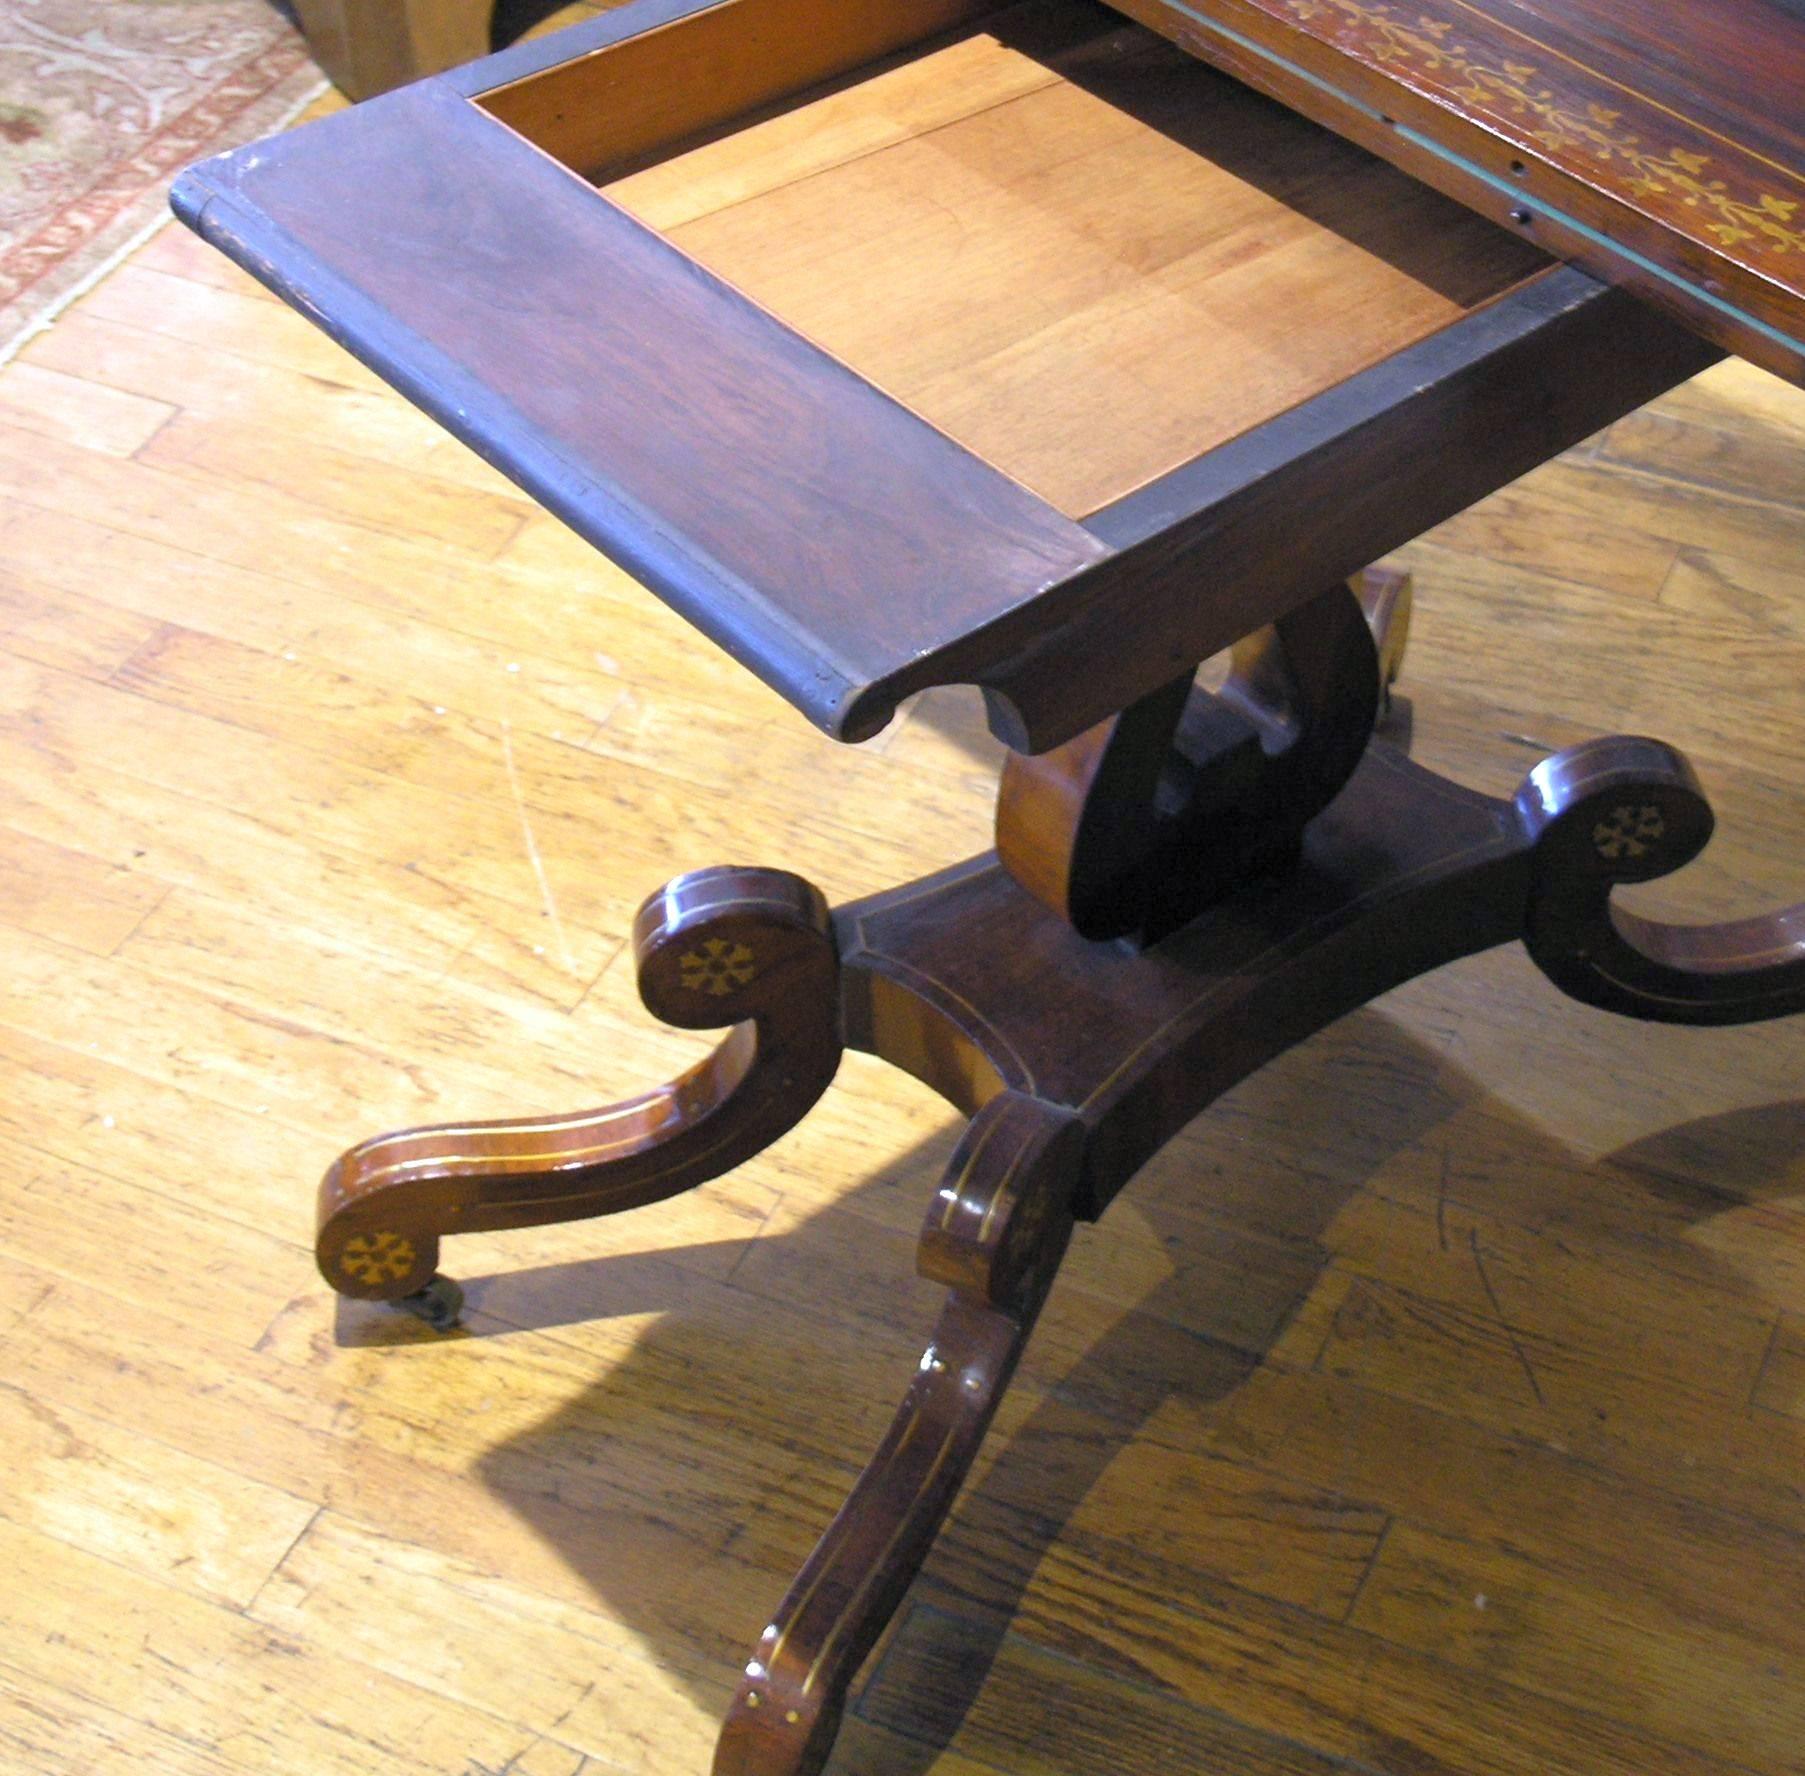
[310,594,1802,1776]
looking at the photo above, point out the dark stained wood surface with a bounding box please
[1023,267,1717,746]
[845,735,1805,1233]
[316,867,843,1305]
[172,79,1122,745]
[841,746,1533,1220]
[994,572,1401,939]
[1107,0,1805,382]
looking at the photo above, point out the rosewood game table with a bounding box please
[173,3,1804,1771]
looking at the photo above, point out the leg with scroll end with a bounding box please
[713,1092,1083,1776]
[1515,735,1805,1024]
[316,866,842,1322]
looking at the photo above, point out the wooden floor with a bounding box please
[1,36,1803,1776]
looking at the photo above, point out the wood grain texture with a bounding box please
[1105,0,1805,384]
[606,10,1548,514]
[3,36,1801,1776]
[316,867,843,1303]
[475,0,1006,176]
[170,0,1713,751]
[292,0,495,98]
[172,79,1125,748]
[993,569,1407,938]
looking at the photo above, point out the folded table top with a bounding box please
[1110,0,1805,385]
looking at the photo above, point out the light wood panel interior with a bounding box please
[597,0,1548,514]
[476,0,1001,177]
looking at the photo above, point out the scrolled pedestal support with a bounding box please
[313,627,1800,1776]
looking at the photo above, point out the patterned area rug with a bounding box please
[0,0,324,360]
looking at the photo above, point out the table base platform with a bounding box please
[311,611,1803,1776]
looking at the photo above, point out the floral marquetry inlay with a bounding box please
[1592,804,1667,862]
[680,937,758,996]
[1274,0,1804,258]
[338,1230,419,1285]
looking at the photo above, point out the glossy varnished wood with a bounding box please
[846,730,1805,1228]
[1107,0,1805,382]
[0,190,1802,1776]
[317,867,841,1304]
[716,1093,1083,1776]
[994,569,1403,937]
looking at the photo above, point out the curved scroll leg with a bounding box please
[1516,735,1805,1024]
[713,1092,1084,1776]
[316,866,841,1315]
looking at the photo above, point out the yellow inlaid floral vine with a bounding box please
[1279,0,1803,257]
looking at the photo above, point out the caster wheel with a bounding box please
[396,1274,464,1332]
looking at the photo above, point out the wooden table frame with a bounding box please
[172,3,1805,1772]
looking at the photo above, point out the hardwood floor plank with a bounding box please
[21,309,526,494]
[1287,1266,1805,1530]
[77,264,393,391]
[860,1599,1362,1776]
[251,1511,729,1774]
[1755,1314,1805,1421]
[129,216,281,297]
[1597,406,1805,511]
[1349,1518,1805,1770]
[0,360,175,458]
[137,413,536,557]
[0,1376,315,1610]
[1660,544,1805,643]
[0,45,1798,1776]
[878,1552,1766,1776]
[0,1144,305,1344]
[0,1514,543,1776]
[0,1023,328,1245]
[0,1675,255,1776]
[0,425,803,723]
[0,821,170,956]
[0,583,167,679]
[1206,1364,1805,1651]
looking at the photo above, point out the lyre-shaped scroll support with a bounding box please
[315,866,842,1319]
[997,568,1409,939]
